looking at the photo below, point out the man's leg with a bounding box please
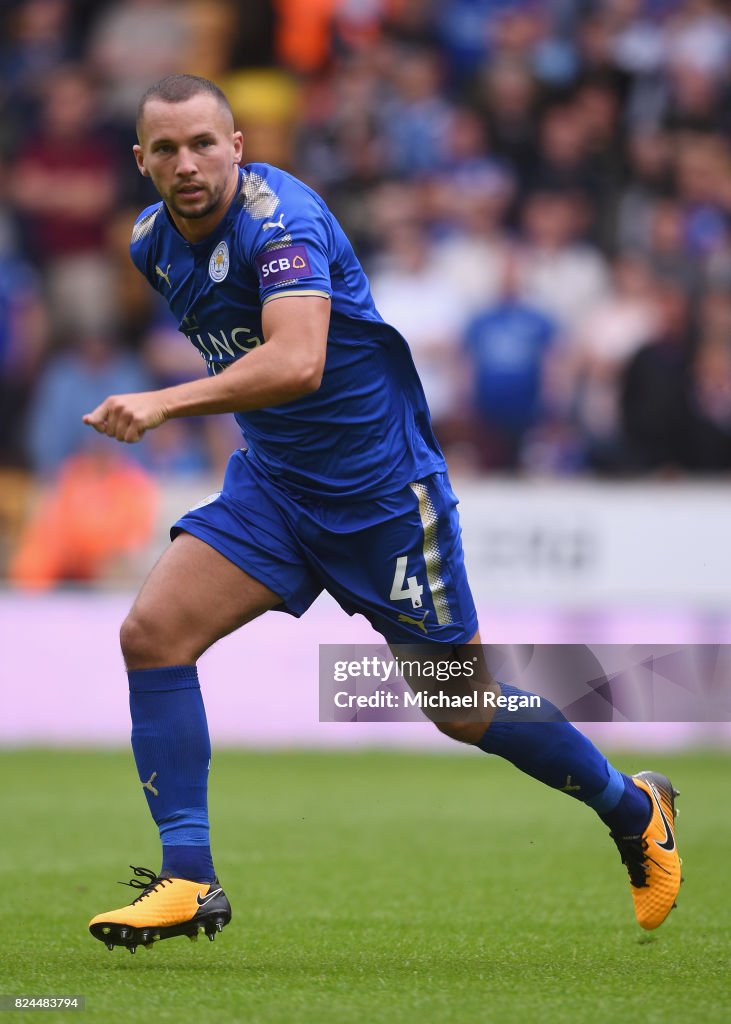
[89,532,282,951]
[430,631,649,826]
[122,530,282,669]
[121,531,282,880]
[431,631,682,931]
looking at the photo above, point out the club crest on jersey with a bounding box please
[209,241,230,283]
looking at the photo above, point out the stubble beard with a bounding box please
[167,186,221,221]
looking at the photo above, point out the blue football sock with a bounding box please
[597,773,653,836]
[128,665,215,883]
[477,683,651,835]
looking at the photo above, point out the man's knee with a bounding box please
[435,719,488,745]
[120,607,178,669]
[120,610,150,668]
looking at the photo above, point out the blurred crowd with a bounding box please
[2,0,731,580]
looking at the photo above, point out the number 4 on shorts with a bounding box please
[389,555,424,609]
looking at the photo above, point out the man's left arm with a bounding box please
[83,294,330,443]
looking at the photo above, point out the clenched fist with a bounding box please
[83,392,170,443]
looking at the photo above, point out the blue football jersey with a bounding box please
[130,163,445,502]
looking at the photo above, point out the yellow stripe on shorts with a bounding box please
[409,481,453,626]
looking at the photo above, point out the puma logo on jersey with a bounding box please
[262,213,285,231]
[397,610,430,634]
[155,264,172,288]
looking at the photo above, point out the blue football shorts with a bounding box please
[171,449,478,644]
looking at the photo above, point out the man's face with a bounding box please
[134,94,243,238]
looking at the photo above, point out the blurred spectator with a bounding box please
[685,335,731,472]
[185,0,239,82]
[369,221,466,437]
[87,0,191,124]
[697,286,731,344]
[673,134,731,259]
[573,81,625,245]
[379,46,455,177]
[573,252,660,471]
[9,448,157,588]
[683,287,731,471]
[296,48,388,246]
[640,198,703,295]
[429,158,514,319]
[273,0,338,74]
[620,280,692,473]
[472,58,538,190]
[25,333,152,477]
[616,130,674,252]
[664,0,731,79]
[10,66,121,334]
[610,0,665,78]
[105,206,163,341]
[487,4,546,67]
[364,178,424,252]
[517,190,610,330]
[579,11,630,85]
[0,0,74,147]
[379,0,439,49]
[463,250,560,470]
[436,0,502,85]
[528,103,603,208]
[0,152,48,467]
[575,80,622,162]
[663,61,722,134]
[0,247,47,467]
[298,49,382,178]
[437,104,494,178]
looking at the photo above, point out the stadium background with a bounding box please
[1,4,730,1022]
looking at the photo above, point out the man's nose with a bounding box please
[175,148,198,176]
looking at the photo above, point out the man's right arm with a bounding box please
[83,293,330,444]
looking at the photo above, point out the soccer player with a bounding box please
[85,75,681,953]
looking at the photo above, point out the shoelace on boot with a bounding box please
[117,865,174,904]
[609,834,650,888]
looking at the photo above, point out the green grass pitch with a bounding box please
[2,749,729,1023]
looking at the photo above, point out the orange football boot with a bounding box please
[610,771,683,930]
[89,866,231,952]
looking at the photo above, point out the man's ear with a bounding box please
[233,131,243,166]
[133,144,150,178]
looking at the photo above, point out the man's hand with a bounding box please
[83,392,170,443]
